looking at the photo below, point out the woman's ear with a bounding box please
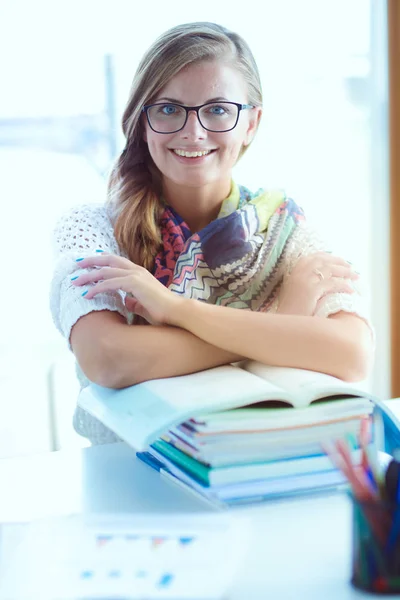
[243,106,262,146]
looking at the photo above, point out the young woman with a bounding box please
[50,22,373,445]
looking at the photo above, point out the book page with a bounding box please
[78,365,290,450]
[241,361,375,407]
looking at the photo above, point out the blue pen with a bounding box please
[365,466,379,495]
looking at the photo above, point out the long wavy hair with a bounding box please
[107,22,263,270]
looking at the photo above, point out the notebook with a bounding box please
[149,438,362,487]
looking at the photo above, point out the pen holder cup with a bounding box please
[350,494,400,594]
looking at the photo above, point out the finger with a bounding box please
[124,297,152,324]
[308,252,354,269]
[82,276,134,299]
[320,277,356,296]
[321,265,360,280]
[75,253,136,270]
[72,267,129,286]
[124,296,138,312]
[126,298,145,318]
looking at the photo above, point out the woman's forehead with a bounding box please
[154,61,248,104]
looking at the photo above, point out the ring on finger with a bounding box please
[313,268,325,281]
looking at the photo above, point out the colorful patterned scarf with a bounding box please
[152,182,305,311]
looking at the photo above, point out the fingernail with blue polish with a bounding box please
[76,258,84,262]
[95,249,104,253]
[81,290,88,297]
[71,276,79,281]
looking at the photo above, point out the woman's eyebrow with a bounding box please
[154,96,230,104]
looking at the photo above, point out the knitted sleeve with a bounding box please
[273,219,374,335]
[50,203,130,349]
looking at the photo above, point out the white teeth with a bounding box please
[173,149,212,158]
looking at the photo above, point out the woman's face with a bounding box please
[143,60,261,190]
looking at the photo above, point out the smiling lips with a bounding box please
[172,149,215,158]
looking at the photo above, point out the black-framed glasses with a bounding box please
[142,101,254,134]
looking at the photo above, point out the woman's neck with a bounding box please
[162,178,232,232]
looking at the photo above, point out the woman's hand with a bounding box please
[71,252,183,326]
[276,252,359,317]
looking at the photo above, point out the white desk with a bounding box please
[0,441,382,600]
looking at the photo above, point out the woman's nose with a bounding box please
[179,110,207,139]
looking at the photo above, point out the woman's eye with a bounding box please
[209,105,226,115]
[160,104,178,115]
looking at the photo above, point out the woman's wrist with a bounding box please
[166,296,193,328]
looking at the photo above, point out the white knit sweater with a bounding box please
[50,202,372,446]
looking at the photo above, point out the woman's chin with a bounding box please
[170,174,217,188]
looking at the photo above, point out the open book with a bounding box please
[78,360,380,452]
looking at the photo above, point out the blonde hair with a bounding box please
[108,22,263,270]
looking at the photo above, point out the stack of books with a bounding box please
[79,361,381,508]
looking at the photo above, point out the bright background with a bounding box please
[0,0,390,457]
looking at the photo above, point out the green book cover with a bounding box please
[152,439,211,486]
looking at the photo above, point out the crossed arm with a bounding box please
[71,306,373,389]
[69,245,374,388]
